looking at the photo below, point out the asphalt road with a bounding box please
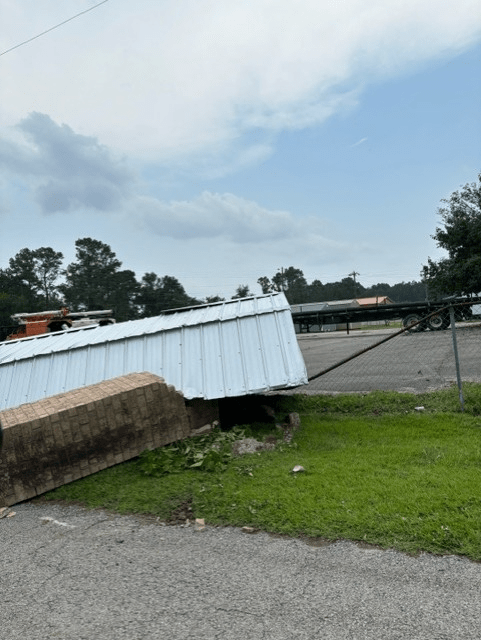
[3,502,481,640]
[296,324,481,394]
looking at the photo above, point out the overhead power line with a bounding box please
[0,0,110,58]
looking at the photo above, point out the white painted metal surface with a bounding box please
[0,294,307,411]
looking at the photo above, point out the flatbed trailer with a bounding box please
[291,297,481,333]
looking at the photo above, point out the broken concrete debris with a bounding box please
[231,438,277,457]
[195,518,205,531]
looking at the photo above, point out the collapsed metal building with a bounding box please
[0,293,308,412]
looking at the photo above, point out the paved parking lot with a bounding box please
[296,324,481,394]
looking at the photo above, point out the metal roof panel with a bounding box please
[0,293,307,410]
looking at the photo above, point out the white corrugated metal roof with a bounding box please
[290,302,329,313]
[0,293,307,410]
[324,299,360,308]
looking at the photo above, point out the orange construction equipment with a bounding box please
[6,308,115,341]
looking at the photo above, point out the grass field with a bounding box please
[41,386,481,560]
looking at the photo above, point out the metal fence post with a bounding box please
[449,305,465,412]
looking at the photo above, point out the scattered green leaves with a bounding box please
[138,426,246,476]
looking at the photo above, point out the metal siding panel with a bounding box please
[161,329,183,392]
[223,318,256,396]
[219,320,249,397]
[239,316,271,393]
[180,326,204,398]
[123,336,145,373]
[275,311,308,384]
[7,361,35,408]
[28,356,56,402]
[0,364,17,410]
[83,344,108,387]
[142,333,163,379]
[44,352,70,396]
[256,314,289,387]
[201,324,227,398]
[63,348,88,392]
[103,341,129,381]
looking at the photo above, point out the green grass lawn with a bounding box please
[42,386,481,560]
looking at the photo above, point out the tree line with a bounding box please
[0,235,425,339]
[1,170,479,339]
[256,268,426,306]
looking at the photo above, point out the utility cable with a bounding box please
[0,0,110,58]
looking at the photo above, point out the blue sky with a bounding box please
[1,0,480,300]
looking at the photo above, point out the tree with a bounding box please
[137,272,200,317]
[258,267,308,303]
[204,295,225,303]
[257,276,274,294]
[0,269,35,339]
[423,172,481,296]
[231,285,252,299]
[60,238,125,311]
[307,279,325,302]
[8,246,64,308]
[136,272,163,317]
[32,247,64,307]
[109,269,140,321]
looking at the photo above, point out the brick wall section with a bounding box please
[0,372,190,507]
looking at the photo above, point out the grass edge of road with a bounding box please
[39,385,481,561]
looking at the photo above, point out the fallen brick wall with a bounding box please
[0,372,190,507]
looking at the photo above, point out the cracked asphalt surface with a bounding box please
[3,502,481,639]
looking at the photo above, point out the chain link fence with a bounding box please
[296,302,481,411]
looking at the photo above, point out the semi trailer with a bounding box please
[291,297,480,334]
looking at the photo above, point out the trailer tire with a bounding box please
[426,313,449,331]
[402,313,424,332]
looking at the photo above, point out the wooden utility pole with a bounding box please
[349,271,360,298]
[278,267,285,292]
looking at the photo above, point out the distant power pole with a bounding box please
[349,271,360,298]
[278,267,285,292]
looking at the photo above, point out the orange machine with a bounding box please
[7,308,115,340]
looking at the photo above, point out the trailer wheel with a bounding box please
[426,313,449,331]
[402,313,424,332]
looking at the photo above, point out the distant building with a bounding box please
[356,296,394,306]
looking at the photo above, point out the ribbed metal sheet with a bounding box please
[0,293,307,410]
[290,302,329,313]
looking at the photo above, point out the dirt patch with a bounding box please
[165,498,194,525]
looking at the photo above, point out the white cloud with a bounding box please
[134,191,315,243]
[0,111,341,250]
[0,111,341,253]
[351,137,368,147]
[1,0,480,166]
[0,113,134,212]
